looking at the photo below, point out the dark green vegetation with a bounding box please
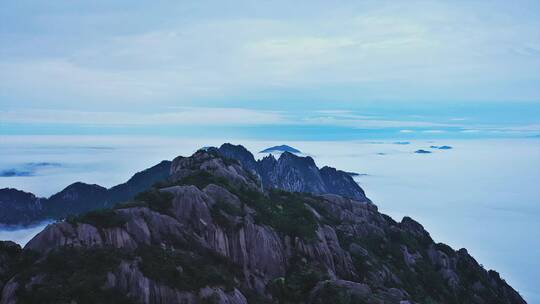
[267,257,329,304]
[308,283,361,304]
[67,189,173,227]
[133,188,174,213]
[247,190,318,241]
[137,245,242,292]
[337,228,453,303]
[0,242,39,291]
[209,199,244,230]
[5,235,244,303]
[161,170,320,240]
[114,188,174,214]
[336,224,517,304]
[213,185,318,240]
[176,171,231,190]
[10,243,244,303]
[14,247,133,304]
[153,170,233,192]
[69,209,127,228]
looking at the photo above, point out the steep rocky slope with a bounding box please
[0,148,525,304]
[0,143,366,226]
[218,143,367,201]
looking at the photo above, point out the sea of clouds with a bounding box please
[0,136,539,302]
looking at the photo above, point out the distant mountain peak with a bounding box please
[430,145,453,150]
[219,144,367,201]
[259,144,302,154]
[278,150,303,160]
[1,161,172,225]
[262,153,276,161]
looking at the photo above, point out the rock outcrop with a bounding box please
[319,166,367,201]
[0,147,526,304]
[218,143,368,201]
[0,143,368,226]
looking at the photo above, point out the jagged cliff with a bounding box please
[0,147,525,304]
[0,144,365,226]
[218,143,367,201]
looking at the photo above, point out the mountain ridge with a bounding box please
[0,147,526,304]
[0,145,366,225]
[0,160,172,225]
[218,143,368,202]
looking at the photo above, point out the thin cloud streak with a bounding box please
[3,108,540,135]
[1,108,458,129]
[0,108,286,126]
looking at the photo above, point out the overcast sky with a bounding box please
[1,1,539,138]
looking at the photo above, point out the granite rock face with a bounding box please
[258,152,327,194]
[170,150,261,191]
[0,148,526,304]
[218,144,368,201]
[319,166,367,202]
[1,144,367,226]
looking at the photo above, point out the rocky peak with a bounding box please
[320,166,368,202]
[400,216,431,239]
[215,144,369,202]
[46,182,109,219]
[49,182,107,201]
[6,166,525,304]
[278,151,315,166]
[0,144,527,304]
[170,149,261,191]
[217,143,258,173]
[265,151,327,194]
[259,153,277,167]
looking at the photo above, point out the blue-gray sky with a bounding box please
[1,0,539,139]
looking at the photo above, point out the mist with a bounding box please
[0,136,539,302]
[0,221,51,246]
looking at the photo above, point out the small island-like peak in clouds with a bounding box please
[259,145,302,154]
